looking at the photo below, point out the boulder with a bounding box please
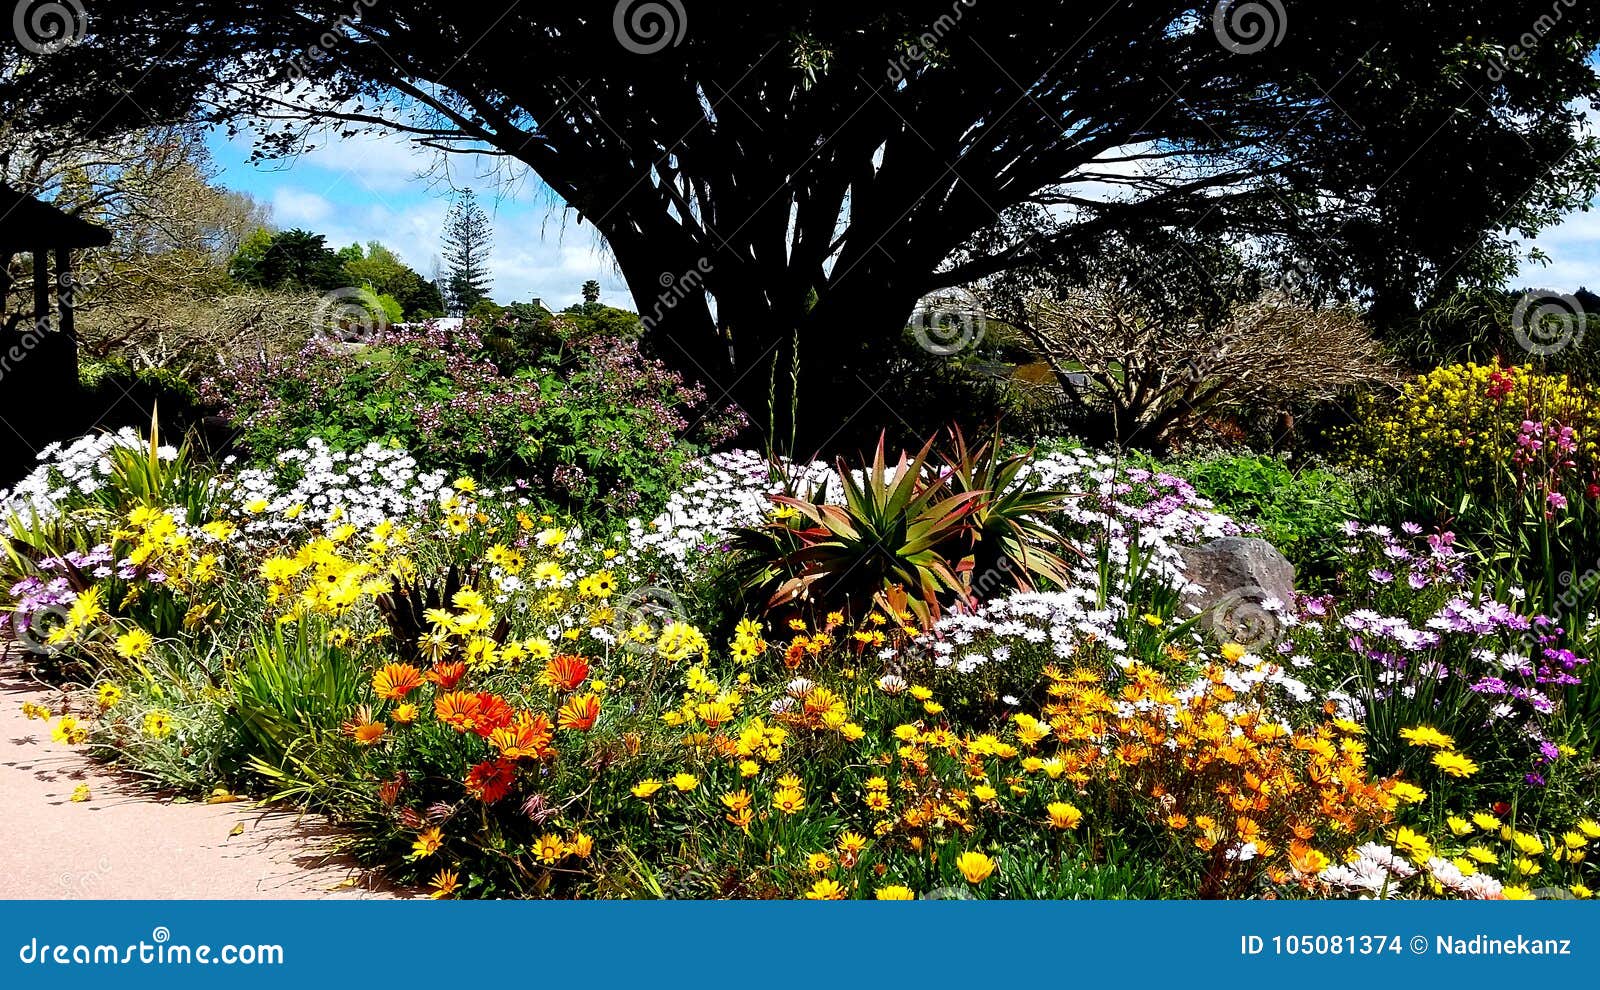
[1178,536,1297,649]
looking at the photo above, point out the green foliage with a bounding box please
[229,228,347,292]
[1164,452,1360,582]
[78,358,207,440]
[201,323,744,520]
[736,437,982,625]
[1385,287,1600,386]
[340,240,443,321]
[374,292,404,326]
[556,299,642,341]
[229,620,374,807]
[98,419,215,524]
[940,427,1076,594]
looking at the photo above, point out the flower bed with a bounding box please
[1,434,1595,899]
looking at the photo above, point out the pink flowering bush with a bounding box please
[200,322,745,516]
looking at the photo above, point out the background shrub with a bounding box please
[200,322,746,519]
[1163,452,1360,584]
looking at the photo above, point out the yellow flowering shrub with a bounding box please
[1343,361,1600,495]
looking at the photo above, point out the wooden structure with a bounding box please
[0,183,113,484]
[0,182,111,340]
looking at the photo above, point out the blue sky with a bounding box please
[208,123,1600,310]
[207,127,630,310]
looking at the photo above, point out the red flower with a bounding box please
[1586,483,1600,500]
[1486,369,1515,402]
[427,661,467,690]
[465,759,516,804]
[542,654,590,692]
[473,692,515,738]
[378,775,406,806]
[1492,801,1512,817]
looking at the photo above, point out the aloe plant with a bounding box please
[940,426,1078,596]
[734,435,984,626]
[734,429,1083,627]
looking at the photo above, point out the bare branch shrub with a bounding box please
[78,290,326,375]
[1001,285,1395,447]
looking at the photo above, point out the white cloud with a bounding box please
[1523,204,1600,291]
[271,188,334,226]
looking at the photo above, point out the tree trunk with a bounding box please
[745,274,926,458]
[594,180,938,458]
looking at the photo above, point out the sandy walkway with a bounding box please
[0,647,396,899]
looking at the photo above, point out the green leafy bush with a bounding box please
[77,359,208,443]
[200,322,745,519]
[1165,452,1359,581]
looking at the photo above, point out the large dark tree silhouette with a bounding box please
[5,2,1599,448]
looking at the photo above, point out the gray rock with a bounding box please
[1178,536,1296,650]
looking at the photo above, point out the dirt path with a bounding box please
[0,648,397,899]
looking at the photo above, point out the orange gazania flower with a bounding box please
[429,868,460,899]
[472,692,515,738]
[1289,841,1331,875]
[427,661,467,690]
[542,654,590,692]
[489,711,554,760]
[435,691,483,732]
[558,693,601,731]
[464,758,516,804]
[372,662,425,701]
[344,720,388,746]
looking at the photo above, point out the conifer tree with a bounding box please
[441,191,493,316]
